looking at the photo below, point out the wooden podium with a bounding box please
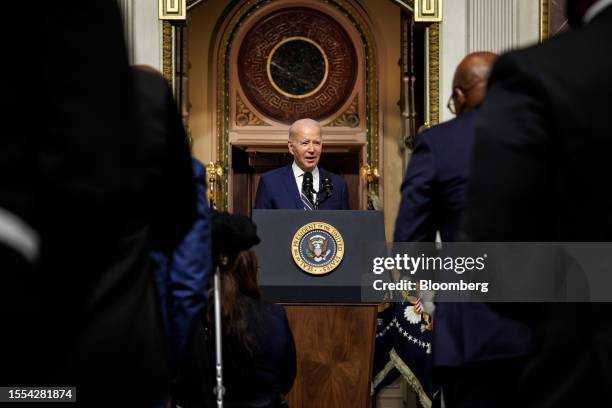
[284,304,377,408]
[252,210,385,407]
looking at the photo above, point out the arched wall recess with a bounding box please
[162,0,443,210]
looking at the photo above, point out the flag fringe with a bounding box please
[389,348,432,408]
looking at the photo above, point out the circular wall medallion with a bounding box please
[291,222,345,276]
[238,7,357,124]
[267,37,329,99]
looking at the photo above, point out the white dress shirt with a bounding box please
[292,162,319,198]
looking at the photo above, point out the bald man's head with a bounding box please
[288,118,322,172]
[450,51,497,116]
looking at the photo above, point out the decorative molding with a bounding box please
[328,96,359,127]
[117,0,135,64]
[162,21,173,84]
[215,0,266,209]
[331,0,380,175]
[236,94,270,126]
[414,0,442,22]
[427,23,440,126]
[159,0,186,20]
[468,0,519,53]
[540,0,549,41]
[237,8,357,124]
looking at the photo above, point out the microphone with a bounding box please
[322,175,333,198]
[302,172,315,205]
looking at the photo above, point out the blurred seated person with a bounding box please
[178,211,296,408]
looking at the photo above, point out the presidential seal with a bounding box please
[291,222,345,276]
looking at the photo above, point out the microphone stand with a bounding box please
[317,176,333,209]
[213,265,224,407]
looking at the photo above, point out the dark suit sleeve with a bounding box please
[463,53,554,242]
[154,75,197,251]
[167,163,211,364]
[254,176,271,209]
[393,134,437,242]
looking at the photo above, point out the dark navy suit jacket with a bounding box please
[254,164,349,210]
[152,159,211,372]
[394,111,478,243]
[394,110,532,369]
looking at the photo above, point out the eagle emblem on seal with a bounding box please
[306,234,331,262]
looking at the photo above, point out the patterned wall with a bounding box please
[237,7,357,124]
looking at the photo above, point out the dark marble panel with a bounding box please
[270,40,326,96]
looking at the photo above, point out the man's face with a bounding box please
[288,124,322,172]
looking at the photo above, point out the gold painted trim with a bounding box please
[328,96,359,127]
[171,25,176,93]
[266,36,329,99]
[540,0,549,42]
[333,0,380,172]
[215,0,266,209]
[162,21,173,85]
[427,23,440,126]
[236,94,270,126]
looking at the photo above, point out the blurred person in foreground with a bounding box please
[390,52,533,408]
[0,2,196,406]
[131,65,211,396]
[463,0,612,406]
[178,211,296,408]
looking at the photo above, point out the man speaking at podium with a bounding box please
[254,118,349,210]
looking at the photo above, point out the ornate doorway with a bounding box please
[162,0,442,216]
[211,0,379,214]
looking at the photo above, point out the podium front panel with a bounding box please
[252,209,384,303]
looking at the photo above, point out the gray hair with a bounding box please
[288,118,321,141]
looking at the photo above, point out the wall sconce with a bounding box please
[360,164,381,210]
[360,164,380,186]
[206,161,224,209]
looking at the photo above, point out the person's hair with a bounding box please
[207,249,262,354]
[288,118,321,141]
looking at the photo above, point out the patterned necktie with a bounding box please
[301,172,315,210]
[301,190,314,210]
